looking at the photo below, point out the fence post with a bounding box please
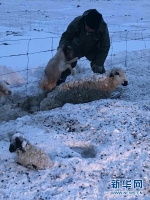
[125,31,129,69]
[110,32,115,68]
[26,38,31,96]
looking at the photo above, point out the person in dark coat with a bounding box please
[57,9,110,85]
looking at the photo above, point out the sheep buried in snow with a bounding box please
[9,133,53,170]
[0,80,12,99]
[40,67,128,111]
[39,48,78,91]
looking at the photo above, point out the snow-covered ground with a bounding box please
[0,0,150,199]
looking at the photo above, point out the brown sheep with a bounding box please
[39,48,78,91]
[40,67,128,111]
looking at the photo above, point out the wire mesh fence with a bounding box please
[0,29,150,107]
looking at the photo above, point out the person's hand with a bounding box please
[67,46,74,59]
[57,45,74,60]
[92,64,106,74]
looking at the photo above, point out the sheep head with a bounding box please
[109,68,128,86]
[0,80,12,97]
[9,133,28,153]
[39,75,56,91]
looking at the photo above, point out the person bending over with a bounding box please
[57,9,110,85]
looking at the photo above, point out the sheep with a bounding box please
[0,80,12,99]
[39,48,78,91]
[9,133,53,170]
[40,67,128,111]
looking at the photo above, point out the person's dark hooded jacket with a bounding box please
[59,9,110,68]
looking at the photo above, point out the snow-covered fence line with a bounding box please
[0,29,150,122]
[0,36,60,96]
[0,29,149,84]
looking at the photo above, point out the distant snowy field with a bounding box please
[0,0,150,200]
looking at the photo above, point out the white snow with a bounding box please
[0,0,150,200]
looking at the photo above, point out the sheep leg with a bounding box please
[4,80,10,85]
[63,64,75,76]
[27,164,37,170]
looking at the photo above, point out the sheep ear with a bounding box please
[9,144,16,152]
[15,137,22,149]
[115,71,120,75]
[109,73,114,77]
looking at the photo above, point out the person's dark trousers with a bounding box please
[56,61,77,86]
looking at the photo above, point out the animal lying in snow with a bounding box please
[0,80,12,99]
[9,133,53,170]
[39,48,78,91]
[40,67,128,111]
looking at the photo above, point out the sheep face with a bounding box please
[9,133,27,153]
[109,68,128,86]
[0,80,12,97]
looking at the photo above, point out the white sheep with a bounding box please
[9,133,53,170]
[40,67,128,111]
[39,48,78,91]
[0,80,12,100]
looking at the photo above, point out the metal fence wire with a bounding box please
[0,29,150,101]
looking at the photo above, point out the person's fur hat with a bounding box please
[85,9,102,30]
